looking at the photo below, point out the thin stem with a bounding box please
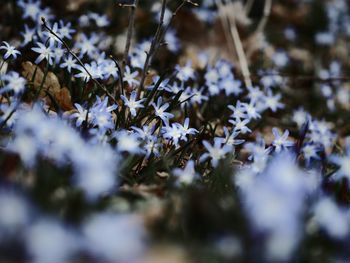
[244,0,254,14]
[216,1,237,61]
[229,18,252,87]
[255,0,272,34]
[121,0,138,71]
[0,60,6,87]
[109,55,125,97]
[252,73,350,82]
[136,0,167,99]
[0,96,22,129]
[35,60,50,100]
[136,0,198,99]
[0,60,6,72]
[216,0,252,88]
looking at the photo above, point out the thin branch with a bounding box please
[255,0,272,34]
[121,0,138,70]
[136,0,167,99]
[216,0,252,88]
[41,17,117,103]
[244,0,255,14]
[0,97,22,129]
[136,0,198,99]
[252,72,350,82]
[216,1,237,61]
[109,55,125,96]
[246,0,272,60]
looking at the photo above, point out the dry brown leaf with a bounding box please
[54,87,74,111]
[66,0,87,11]
[120,184,166,197]
[21,61,73,110]
[231,2,252,26]
[156,171,169,178]
[180,45,218,69]
[330,39,350,63]
[144,69,158,87]
[217,1,251,26]
[272,4,310,25]
[0,59,8,75]
[142,245,191,263]
[289,48,313,71]
[22,61,61,95]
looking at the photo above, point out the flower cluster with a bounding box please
[1,0,350,262]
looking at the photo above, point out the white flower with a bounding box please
[1,71,26,94]
[18,0,41,20]
[116,130,142,154]
[264,91,284,112]
[332,155,350,178]
[162,123,183,147]
[31,42,54,65]
[272,50,289,67]
[10,106,119,199]
[60,54,78,73]
[271,128,294,152]
[313,197,349,239]
[228,101,247,120]
[292,108,309,128]
[83,213,146,263]
[0,190,29,234]
[8,134,38,167]
[151,97,174,123]
[200,138,233,167]
[0,41,21,60]
[173,160,198,185]
[302,143,321,165]
[121,91,145,117]
[229,118,251,134]
[89,13,110,27]
[26,219,79,263]
[123,66,139,87]
[58,20,75,40]
[42,22,63,46]
[236,152,316,261]
[71,103,90,127]
[176,61,195,82]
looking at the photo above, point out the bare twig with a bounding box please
[252,72,350,82]
[246,0,272,60]
[216,2,237,61]
[120,0,138,71]
[41,17,117,103]
[255,0,272,34]
[136,0,198,99]
[136,0,167,99]
[244,0,254,14]
[0,98,21,129]
[109,55,125,96]
[216,0,252,88]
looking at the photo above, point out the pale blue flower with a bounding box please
[121,91,145,117]
[271,128,294,153]
[31,42,54,65]
[173,160,198,185]
[199,138,233,167]
[0,41,21,60]
[152,97,174,123]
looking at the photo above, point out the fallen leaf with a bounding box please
[143,245,191,263]
[22,61,60,95]
[289,48,313,71]
[21,61,73,110]
[54,87,74,111]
